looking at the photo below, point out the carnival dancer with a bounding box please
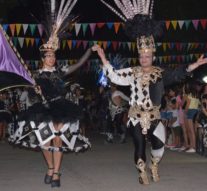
[4,0,92,188]
[107,83,129,143]
[94,0,207,185]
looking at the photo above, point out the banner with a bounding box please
[2,19,207,38]
[0,25,34,88]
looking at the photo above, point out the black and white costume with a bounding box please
[109,90,129,121]
[103,62,190,175]
[9,49,92,153]
[107,90,129,142]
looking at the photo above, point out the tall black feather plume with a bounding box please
[124,14,163,40]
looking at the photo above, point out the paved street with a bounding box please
[0,133,207,191]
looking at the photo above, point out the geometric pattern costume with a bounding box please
[99,0,192,184]
[9,60,91,152]
[103,60,190,183]
[8,0,92,153]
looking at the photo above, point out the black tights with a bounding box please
[107,112,125,135]
[130,120,164,163]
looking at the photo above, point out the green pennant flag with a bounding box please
[62,40,67,49]
[82,23,89,36]
[12,37,18,47]
[29,24,36,36]
[89,41,94,47]
[184,20,191,30]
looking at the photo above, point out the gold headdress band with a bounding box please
[39,28,59,52]
[137,35,156,53]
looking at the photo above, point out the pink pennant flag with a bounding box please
[76,40,82,48]
[37,24,44,37]
[82,40,88,50]
[192,20,199,30]
[89,23,96,36]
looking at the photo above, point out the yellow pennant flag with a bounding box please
[162,43,167,52]
[171,20,178,30]
[132,58,137,65]
[97,41,103,46]
[16,24,22,36]
[195,54,200,59]
[25,38,30,47]
[131,42,136,52]
[163,56,168,63]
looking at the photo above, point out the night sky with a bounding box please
[0,0,206,23]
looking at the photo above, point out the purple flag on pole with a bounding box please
[0,26,35,85]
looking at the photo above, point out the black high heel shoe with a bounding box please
[51,172,61,188]
[44,168,54,184]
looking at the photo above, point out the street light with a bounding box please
[202,76,207,83]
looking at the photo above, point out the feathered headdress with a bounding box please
[99,0,162,53]
[39,0,78,52]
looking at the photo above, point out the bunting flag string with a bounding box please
[9,36,207,52]
[2,19,207,38]
[24,52,207,71]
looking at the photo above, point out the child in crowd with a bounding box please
[168,98,182,150]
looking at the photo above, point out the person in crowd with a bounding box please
[184,83,200,153]
[107,83,129,143]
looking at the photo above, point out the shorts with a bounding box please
[186,109,198,119]
[161,112,173,120]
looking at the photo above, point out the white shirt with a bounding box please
[20,90,32,109]
[112,90,129,102]
[171,109,180,127]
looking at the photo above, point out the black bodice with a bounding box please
[35,71,66,100]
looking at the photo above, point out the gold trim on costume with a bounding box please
[0,85,33,92]
[132,66,163,87]
[128,104,160,135]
